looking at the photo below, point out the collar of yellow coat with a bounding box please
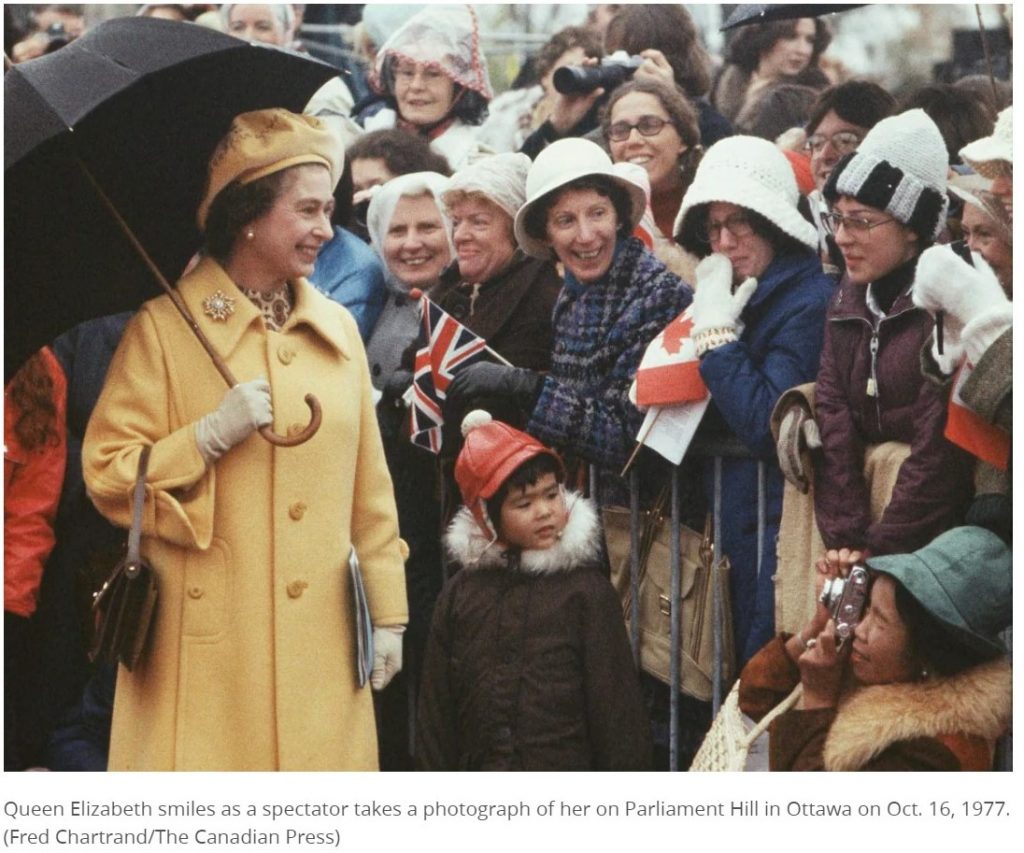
[176,256,351,362]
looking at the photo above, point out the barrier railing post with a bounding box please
[669,466,682,771]
[628,467,641,666]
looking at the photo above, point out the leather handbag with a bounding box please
[604,498,734,703]
[89,447,158,672]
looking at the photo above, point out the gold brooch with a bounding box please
[202,290,236,322]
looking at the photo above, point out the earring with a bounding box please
[246,229,255,241]
[919,666,930,681]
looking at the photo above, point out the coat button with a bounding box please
[288,501,307,520]
[187,586,204,599]
[286,580,308,599]
[277,345,296,365]
[372,364,382,377]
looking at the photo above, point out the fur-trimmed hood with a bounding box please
[823,657,1012,771]
[444,491,601,574]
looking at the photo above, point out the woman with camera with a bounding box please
[361,5,492,171]
[738,525,1011,771]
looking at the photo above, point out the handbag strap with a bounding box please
[126,447,151,566]
[743,684,803,746]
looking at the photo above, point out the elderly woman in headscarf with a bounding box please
[82,110,407,771]
[361,4,494,170]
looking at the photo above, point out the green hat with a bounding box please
[867,526,1011,658]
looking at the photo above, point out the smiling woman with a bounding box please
[82,110,408,771]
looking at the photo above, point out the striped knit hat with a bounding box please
[823,109,949,242]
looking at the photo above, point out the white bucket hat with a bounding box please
[674,135,817,255]
[960,105,1013,179]
[513,138,647,259]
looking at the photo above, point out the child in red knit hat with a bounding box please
[415,411,651,771]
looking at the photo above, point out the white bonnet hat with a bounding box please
[365,171,454,276]
[674,135,817,254]
[960,105,1013,179]
[441,152,531,221]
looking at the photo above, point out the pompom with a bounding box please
[461,409,493,437]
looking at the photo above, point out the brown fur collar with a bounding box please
[823,658,1011,771]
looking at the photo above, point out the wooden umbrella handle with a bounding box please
[76,157,323,448]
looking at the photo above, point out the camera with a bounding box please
[552,51,644,96]
[819,565,869,647]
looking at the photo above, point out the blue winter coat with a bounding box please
[309,226,386,342]
[528,237,693,475]
[697,252,836,664]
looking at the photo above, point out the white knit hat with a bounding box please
[441,152,531,221]
[823,108,949,241]
[513,138,647,260]
[960,105,1013,179]
[674,135,817,254]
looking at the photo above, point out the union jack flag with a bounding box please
[409,296,490,453]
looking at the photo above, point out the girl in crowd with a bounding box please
[82,110,407,770]
[674,136,836,663]
[815,109,974,574]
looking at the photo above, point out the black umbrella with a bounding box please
[5,17,338,442]
[721,4,865,30]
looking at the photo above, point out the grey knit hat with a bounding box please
[867,526,1011,658]
[823,108,949,241]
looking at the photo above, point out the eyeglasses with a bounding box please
[698,213,754,243]
[822,212,896,236]
[607,115,669,142]
[804,130,861,156]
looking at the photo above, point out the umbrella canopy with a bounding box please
[5,16,339,380]
[720,4,865,31]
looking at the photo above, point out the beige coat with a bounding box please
[83,257,407,770]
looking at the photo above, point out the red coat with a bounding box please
[4,347,67,618]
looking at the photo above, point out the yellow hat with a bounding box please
[197,109,344,230]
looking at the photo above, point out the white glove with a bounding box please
[691,254,757,356]
[194,378,273,464]
[371,625,405,691]
[776,405,821,494]
[913,245,1011,365]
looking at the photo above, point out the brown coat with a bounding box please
[83,257,407,770]
[738,636,1010,771]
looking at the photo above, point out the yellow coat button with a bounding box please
[288,501,307,520]
[286,580,308,599]
[188,586,204,599]
[277,345,295,365]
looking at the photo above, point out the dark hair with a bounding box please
[725,18,832,75]
[678,205,808,261]
[485,453,564,533]
[951,74,1012,120]
[603,5,711,98]
[901,83,996,165]
[535,25,603,84]
[8,350,59,452]
[892,577,1000,677]
[522,175,633,248]
[805,79,897,136]
[203,168,291,262]
[738,83,819,140]
[347,129,453,178]
[380,56,489,126]
[601,78,703,196]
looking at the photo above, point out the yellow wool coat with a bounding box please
[83,257,407,771]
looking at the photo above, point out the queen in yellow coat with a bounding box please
[83,110,407,770]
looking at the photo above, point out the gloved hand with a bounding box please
[913,245,1012,366]
[776,403,822,494]
[691,254,758,356]
[444,363,542,423]
[371,625,405,691]
[194,378,273,464]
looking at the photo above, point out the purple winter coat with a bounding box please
[813,268,973,555]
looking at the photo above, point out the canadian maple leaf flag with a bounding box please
[945,360,1010,470]
[634,307,708,407]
